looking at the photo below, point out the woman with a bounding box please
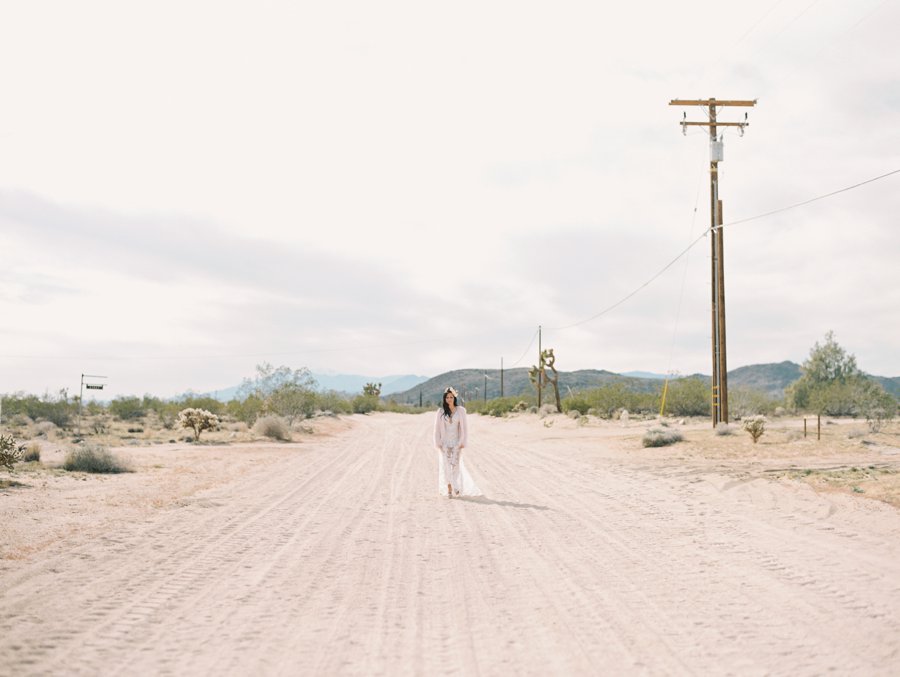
[433,386,481,498]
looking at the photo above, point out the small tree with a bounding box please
[542,349,562,413]
[239,363,318,423]
[0,434,27,472]
[177,408,220,441]
[363,382,382,397]
[529,348,561,411]
[742,415,766,443]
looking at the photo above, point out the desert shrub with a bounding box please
[34,421,57,438]
[176,408,220,441]
[664,378,709,417]
[23,442,41,463]
[127,427,144,434]
[729,387,781,418]
[715,423,735,436]
[0,434,27,471]
[314,390,352,415]
[176,395,225,416]
[91,416,110,435]
[563,394,593,416]
[468,396,530,418]
[566,409,581,419]
[642,427,683,447]
[228,421,249,433]
[240,363,317,423]
[253,415,291,441]
[2,392,71,429]
[63,444,131,473]
[538,404,557,419]
[108,396,146,420]
[527,406,538,414]
[352,394,381,414]
[865,408,892,434]
[742,415,766,443]
[226,394,264,426]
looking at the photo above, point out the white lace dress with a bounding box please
[433,406,481,497]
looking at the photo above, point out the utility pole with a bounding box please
[537,325,543,408]
[500,357,504,398]
[669,97,756,426]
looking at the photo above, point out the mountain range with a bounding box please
[197,362,897,405]
[387,361,899,406]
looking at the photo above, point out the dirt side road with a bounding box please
[2,413,899,675]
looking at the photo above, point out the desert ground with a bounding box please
[2,411,899,675]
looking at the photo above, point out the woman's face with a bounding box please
[445,392,455,405]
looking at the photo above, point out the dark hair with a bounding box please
[441,388,458,419]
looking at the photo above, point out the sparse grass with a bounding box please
[63,444,132,474]
[23,442,41,463]
[642,427,684,447]
[774,465,900,507]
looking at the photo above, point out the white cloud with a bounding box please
[0,0,898,396]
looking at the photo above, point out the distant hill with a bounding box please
[194,363,896,405]
[620,371,667,380]
[197,372,428,402]
[310,372,428,395]
[388,368,660,407]
[727,361,802,398]
[873,375,900,398]
[389,361,898,406]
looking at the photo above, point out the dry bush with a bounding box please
[715,423,735,436]
[538,404,557,419]
[23,442,41,463]
[64,444,132,474]
[254,415,291,441]
[34,421,57,438]
[228,421,249,433]
[642,427,683,447]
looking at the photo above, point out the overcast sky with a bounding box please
[1,0,898,399]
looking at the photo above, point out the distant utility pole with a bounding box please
[669,97,757,426]
[500,357,504,398]
[537,326,543,408]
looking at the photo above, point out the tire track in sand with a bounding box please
[2,412,900,675]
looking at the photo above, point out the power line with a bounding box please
[548,167,900,332]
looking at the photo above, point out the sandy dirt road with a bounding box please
[2,412,900,675]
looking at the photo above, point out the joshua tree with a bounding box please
[363,382,382,397]
[542,349,562,412]
[530,348,562,412]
